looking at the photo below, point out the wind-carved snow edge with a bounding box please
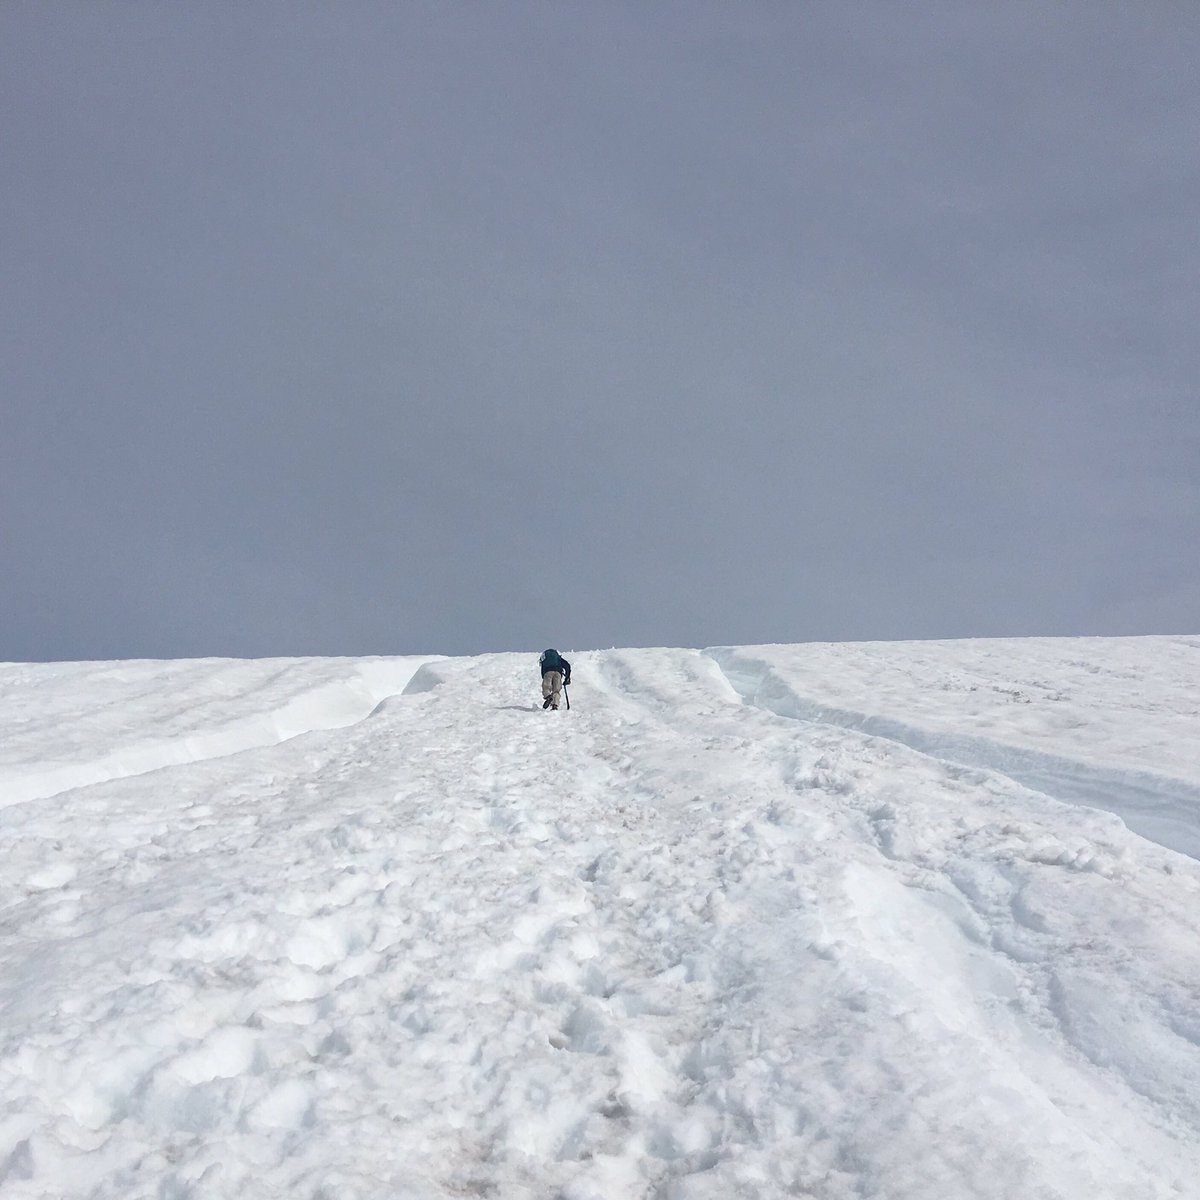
[0,657,442,810]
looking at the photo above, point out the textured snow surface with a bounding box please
[1,638,1199,1199]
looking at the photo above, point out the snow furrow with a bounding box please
[707,645,1200,861]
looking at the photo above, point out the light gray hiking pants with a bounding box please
[541,670,563,708]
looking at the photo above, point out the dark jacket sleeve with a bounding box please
[561,657,571,683]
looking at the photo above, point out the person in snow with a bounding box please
[539,648,571,710]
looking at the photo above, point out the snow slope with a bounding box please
[1,638,1199,1199]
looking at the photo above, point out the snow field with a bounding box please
[1,639,1199,1198]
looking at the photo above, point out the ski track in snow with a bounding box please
[1,640,1199,1199]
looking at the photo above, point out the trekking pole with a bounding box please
[563,681,570,711]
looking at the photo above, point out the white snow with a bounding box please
[1,637,1199,1199]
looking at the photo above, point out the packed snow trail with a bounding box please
[1,641,1199,1199]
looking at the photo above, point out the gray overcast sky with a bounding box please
[3,2,1198,661]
